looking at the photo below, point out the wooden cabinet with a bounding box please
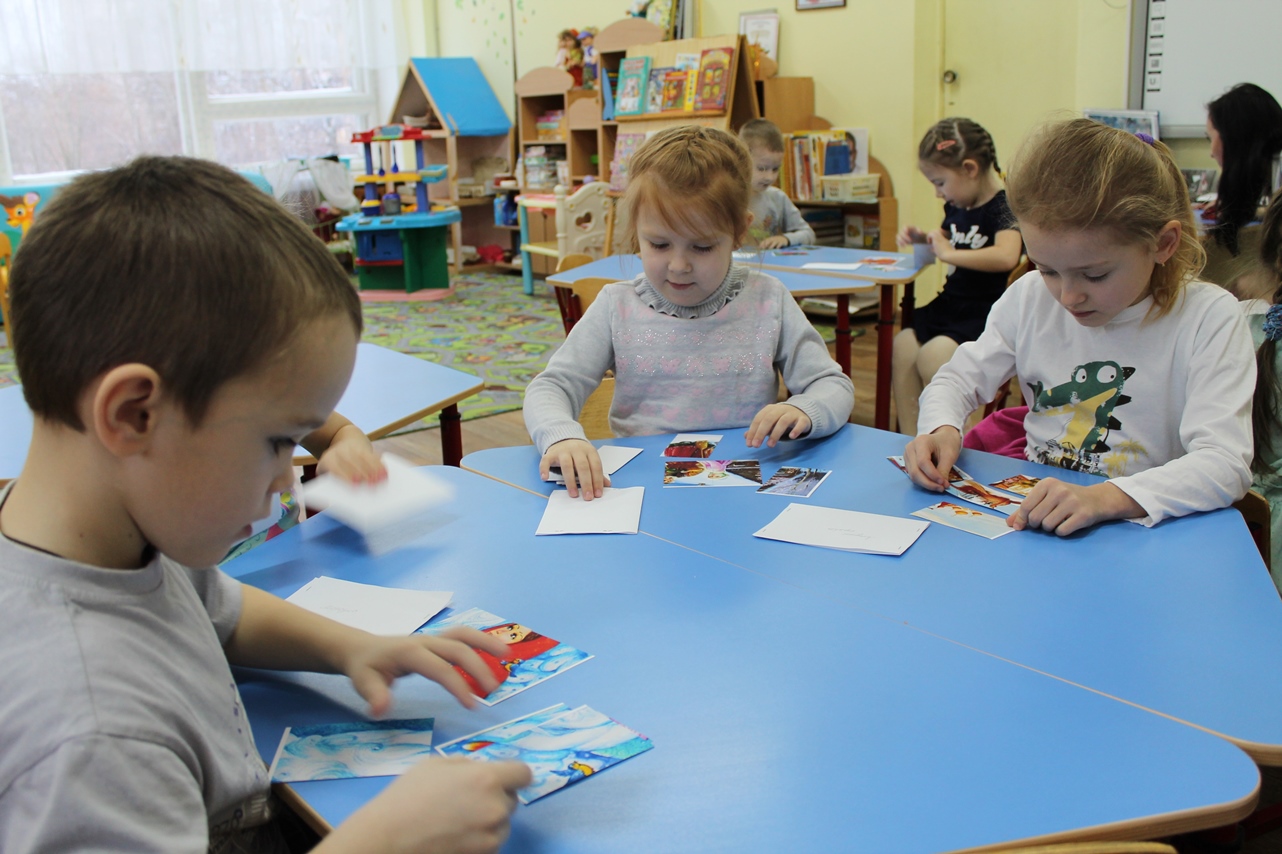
[756,77,817,135]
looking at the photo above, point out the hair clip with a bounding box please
[1264,304,1282,342]
[1134,132,1156,146]
[935,139,957,151]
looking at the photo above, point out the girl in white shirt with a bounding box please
[903,118,1255,536]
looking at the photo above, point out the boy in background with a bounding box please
[739,118,815,249]
[0,156,529,853]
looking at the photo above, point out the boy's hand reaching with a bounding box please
[1007,479,1145,536]
[902,427,961,491]
[759,235,789,250]
[318,757,531,854]
[341,627,511,716]
[540,438,608,499]
[745,403,811,448]
[315,422,387,484]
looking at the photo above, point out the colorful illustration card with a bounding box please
[912,501,1015,540]
[269,718,435,782]
[663,459,762,487]
[436,703,653,804]
[887,456,1022,516]
[417,607,592,705]
[757,466,831,498]
[662,433,723,458]
[988,474,1041,497]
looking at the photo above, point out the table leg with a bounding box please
[834,294,852,376]
[875,284,895,431]
[440,404,463,466]
[900,279,916,328]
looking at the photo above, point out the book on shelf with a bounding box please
[674,52,700,113]
[660,69,689,112]
[646,66,671,114]
[601,69,617,122]
[783,128,871,201]
[610,132,648,192]
[694,46,734,112]
[615,57,651,117]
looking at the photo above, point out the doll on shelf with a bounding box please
[580,27,599,90]
[554,29,584,88]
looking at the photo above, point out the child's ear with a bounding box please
[88,364,166,458]
[961,158,981,178]
[1154,219,1183,264]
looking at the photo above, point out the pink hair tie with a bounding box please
[935,139,957,151]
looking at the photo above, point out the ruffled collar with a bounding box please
[633,263,750,319]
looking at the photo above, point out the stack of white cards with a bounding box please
[754,503,928,555]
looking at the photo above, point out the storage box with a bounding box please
[821,173,880,202]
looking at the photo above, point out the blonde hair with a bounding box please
[1006,118,1204,316]
[622,125,753,253]
[739,118,785,154]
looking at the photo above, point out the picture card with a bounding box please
[887,456,1022,516]
[300,453,454,554]
[754,503,928,555]
[417,607,592,705]
[912,501,1014,540]
[757,466,831,498]
[436,703,653,804]
[663,459,762,487]
[269,718,435,782]
[547,445,643,484]
[535,486,644,535]
[286,576,452,636]
[988,474,1041,497]
[662,433,723,458]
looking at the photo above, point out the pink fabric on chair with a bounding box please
[963,406,1028,459]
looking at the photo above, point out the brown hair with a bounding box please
[10,155,362,430]
[1005,117,1204,317]
[739,118,785,154]
[1252,192,1282,471]
[918,117,1000,174]
[622,125,753,252]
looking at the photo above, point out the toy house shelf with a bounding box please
[389,57,514,274]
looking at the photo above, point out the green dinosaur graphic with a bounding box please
[1030,360,1134,454]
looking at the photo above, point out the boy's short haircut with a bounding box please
[739,118,785,154]
[10,155,362,430]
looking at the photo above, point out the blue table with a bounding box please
[462,425,1282,765]
[226,466,1259,851]
[295,343,482,466]
[547,249,923,431]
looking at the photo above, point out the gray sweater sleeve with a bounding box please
[776,190,815,246]
[523,287,619,454]
[774,291,855,438]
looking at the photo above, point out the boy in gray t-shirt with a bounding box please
[740,118,816,249]
[0,157,529,853]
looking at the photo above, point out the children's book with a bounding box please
[436,703,653,804]
[646,66,671,114]
[615,56,651,117]
[417,607,592,705]
[660,69,688,113]
[674,53,700,112]
[782,129,870,200]
[694,46,734,112]
[610,132,647,191]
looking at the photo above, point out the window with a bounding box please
[0,0,395,182]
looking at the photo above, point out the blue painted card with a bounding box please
[269,718,435,782]
[436,703,653,804]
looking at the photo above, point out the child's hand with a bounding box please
[540,438,609,499]
[316,424,387,484]
[1007,480,1145,536]
[340,627,511,716]
[745,403,811,448]
[318,757,530,854]
[897,225,926,246]
[925,228,955,263]
[759,235,789,250]
[902,427,962,491]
